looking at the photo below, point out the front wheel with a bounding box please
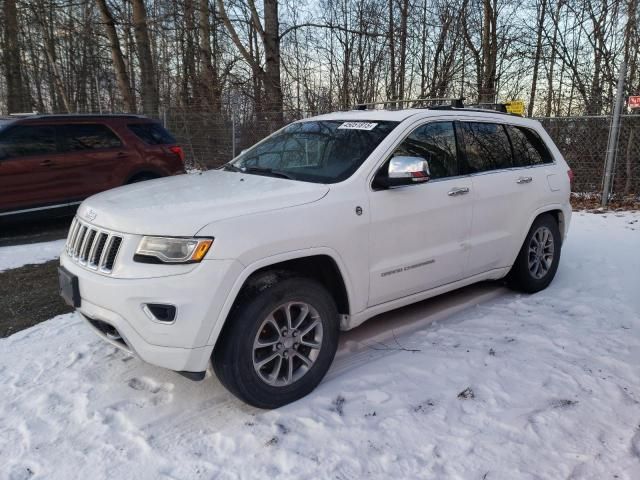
[508,213,562,293]
[212,275,339,408]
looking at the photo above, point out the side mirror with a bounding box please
[375,156,431,188]
[0,147,7,161]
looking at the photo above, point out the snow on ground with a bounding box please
[1,212,639,480]
[0,239,65,272]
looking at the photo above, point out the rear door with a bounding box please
[367,121,474,306]
[57,123,127,198]
[0,124,74,213]
[460,121,545,276]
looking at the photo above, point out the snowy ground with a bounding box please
[0,239,65,273]
[1,212,639,479]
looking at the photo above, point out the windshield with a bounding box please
[228,120,399,183]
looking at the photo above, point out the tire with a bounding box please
[508,213,562,293]
[212,274,339,409]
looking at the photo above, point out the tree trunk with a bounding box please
[479,0,497,103]
[397,0,409,100]
[263,0,283,123]
[387,0,396,104]
[528,0,547,116]
[198,0,222,112]
[2,0,30,113]
[545,0,561,116]
[95,0,136,112]
[132,0,159,117]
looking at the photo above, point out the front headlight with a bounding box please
[135,236,213,264]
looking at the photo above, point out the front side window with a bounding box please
[0,125,57,158]
[61,124,122,151]
[390,121,458,180]
[507,125,553,166]
[228,120,399,183]
[460,122,513,173]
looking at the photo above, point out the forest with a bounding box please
[0,0,638,123]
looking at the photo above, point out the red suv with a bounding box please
[0,114,185,220]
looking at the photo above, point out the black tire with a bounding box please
[212,274,339,409]
[508,213,562,293]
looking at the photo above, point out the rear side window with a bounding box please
[62,124,122,151]
[391,121,458,179]
[128,123,176,145]
[0,125,57,158]
[460,122,512,173]
[506,125,553,166]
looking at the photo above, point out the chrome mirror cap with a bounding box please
[388,156,431,182]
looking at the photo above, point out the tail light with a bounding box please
[567,169,574,185]
[169,145,185,163]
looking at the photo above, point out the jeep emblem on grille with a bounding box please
[85,209,97,221]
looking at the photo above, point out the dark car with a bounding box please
[0,114,185,221]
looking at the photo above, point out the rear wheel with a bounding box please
[212,275,339,408]
[508,213,561,293]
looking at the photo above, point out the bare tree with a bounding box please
[96,0,136,112]
[2,0,30,112]
[132,0,159,116]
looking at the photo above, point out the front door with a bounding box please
[0,124,72,213]
[367,121,474,306]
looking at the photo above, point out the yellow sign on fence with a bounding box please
[505,100,525,116]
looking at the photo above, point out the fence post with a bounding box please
[601,61,626,208]
[232,113,236,159]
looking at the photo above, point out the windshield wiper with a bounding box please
[221,162,242,172]
[243,167,296,180]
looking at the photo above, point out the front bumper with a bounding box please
[60,251,244,373]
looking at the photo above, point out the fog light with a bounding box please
[142,303,176,323]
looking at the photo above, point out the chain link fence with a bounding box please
[162,107,640,197]
[537,115,640,197]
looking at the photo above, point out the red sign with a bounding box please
[629,96,640,109]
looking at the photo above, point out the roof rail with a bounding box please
[8,111,40,117]
[466,103,508,113]
[354,97,464,111]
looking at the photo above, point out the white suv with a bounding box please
[59,107,572,408]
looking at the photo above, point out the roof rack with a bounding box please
[466,103,508,113]
[352,98,524,116]
[12,113,148,121]
[8,111,40,117]
[354,97,464,110]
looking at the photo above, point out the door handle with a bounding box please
[448,187,470,196]
[116,152,129,158]
[517,176,533,184]
[40,159,54,166]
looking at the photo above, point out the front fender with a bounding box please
[204,246,354,346]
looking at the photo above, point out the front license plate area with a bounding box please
[58,266,81,308]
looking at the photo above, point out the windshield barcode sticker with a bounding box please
[338,122,378,131]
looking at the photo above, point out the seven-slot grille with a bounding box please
[65,217,123,273]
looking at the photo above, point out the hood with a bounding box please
[78,170,329,236]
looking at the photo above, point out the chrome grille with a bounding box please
[65,217,123,273]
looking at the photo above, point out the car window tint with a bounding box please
[63,124,122,151]
[507,125,553,166]
[128,123,176,145]
[460,122,513,173]
[0,125,57,158]
[392,122,458,179]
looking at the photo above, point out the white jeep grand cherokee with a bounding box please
[59,107,572,408]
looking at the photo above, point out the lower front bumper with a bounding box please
[79,299,213,373]
[60,251,244,373]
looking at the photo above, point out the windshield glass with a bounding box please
[229,120,399,183]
